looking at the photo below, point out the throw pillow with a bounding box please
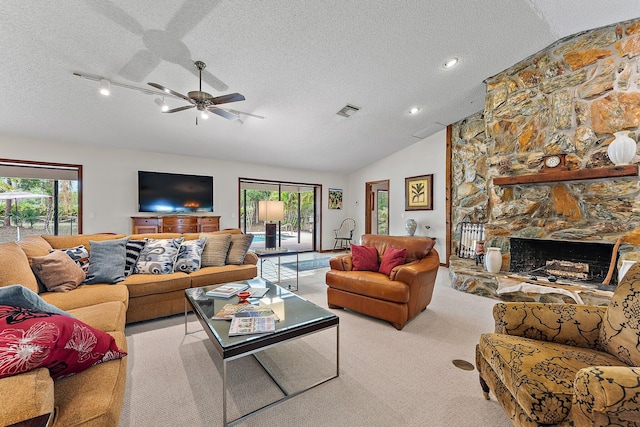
[84,237,129,284]
[124,240,146,277]
[599,262,640,366]
[135,238,184,274]
[0,305,126,380]
[379,247,407,276]
[226,234,254,265]
[174,238,206,273]
[351,244,379,271]
[200,233,232,267]
[50,245,90,274]
[30,251,86,292]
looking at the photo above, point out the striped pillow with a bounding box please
[200,234,232,267]
[226,234,254,265]
[124,240,146,277]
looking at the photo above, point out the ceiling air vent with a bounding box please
[336,104,360,118]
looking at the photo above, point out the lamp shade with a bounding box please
[258,200,284,222]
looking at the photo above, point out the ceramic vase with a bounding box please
[405,219,417,236]
[608,131,637,166]
[618,260,637,283]
[485,247,502,273]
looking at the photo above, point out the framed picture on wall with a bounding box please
[405,174,433,211]
[328,188,343,209]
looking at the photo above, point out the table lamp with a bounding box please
[258,200,284,249]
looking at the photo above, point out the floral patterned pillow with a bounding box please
[135,238,184,274]
[174,238,206,273]
[0,305,126,380]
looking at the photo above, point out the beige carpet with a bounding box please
[119,267,512,426]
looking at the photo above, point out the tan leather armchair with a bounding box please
[476,263,640,426]
[325,234,439,330]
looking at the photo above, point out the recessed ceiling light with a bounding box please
[409,107,420,115]
[443,57,459,69]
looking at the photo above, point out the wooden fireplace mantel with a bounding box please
[493,165,639,186]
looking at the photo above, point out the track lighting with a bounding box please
[154,97,169,112]
[98,79,111,96]
[443,57,459,69]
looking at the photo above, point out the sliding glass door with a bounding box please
[239,179,319,252]
[0,159,82,243]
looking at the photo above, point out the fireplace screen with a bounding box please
[509,237,617,285]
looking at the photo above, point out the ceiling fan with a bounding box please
[148,61,248,123]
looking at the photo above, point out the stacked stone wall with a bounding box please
[451,18,640,267]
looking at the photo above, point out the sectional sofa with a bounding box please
[0,228,257,427]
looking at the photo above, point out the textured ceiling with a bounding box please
[1,1,639,173]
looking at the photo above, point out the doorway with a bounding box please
[365,180,389,235]
[239,178,321,252]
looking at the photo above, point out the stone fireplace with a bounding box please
[448,18,640,302]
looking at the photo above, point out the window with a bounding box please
[0,159,82,243]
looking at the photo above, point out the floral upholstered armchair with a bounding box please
[476,263,640,426]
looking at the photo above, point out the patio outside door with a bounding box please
[239,179,319,252]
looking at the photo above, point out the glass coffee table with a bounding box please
[184,280,339,426]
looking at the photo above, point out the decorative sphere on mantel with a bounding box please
[405,219,417,236]
[607,131,637,166]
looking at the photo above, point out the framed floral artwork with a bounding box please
[328,188,343,209]
[405,174,433,211]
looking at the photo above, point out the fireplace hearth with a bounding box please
[509,237,617,286]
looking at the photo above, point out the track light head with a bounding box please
[98,79,111,96]
[154,97,169,112]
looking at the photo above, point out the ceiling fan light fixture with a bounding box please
[98,79,111,96]
[201,110,209,120]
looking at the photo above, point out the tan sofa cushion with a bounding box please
[52,332,127,427]
[0,367,53,426]
[68,301,127,333]
[17,235,53,258]
[41,284,129,312]
[121,272,191,298]
[600,262,640,366]
[0,242,40,293]
[42,234,125,250]
[189,265,258,288]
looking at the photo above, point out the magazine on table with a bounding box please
[211,303,256,320]
[228,315,276,336]
[205,283,249,298]
[234,306,280,321]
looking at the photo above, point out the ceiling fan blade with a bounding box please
[226,109,265,119]
[147,82,192,102]
[165,105,195,113]
[207,107,241,121]
[210,93,245,105]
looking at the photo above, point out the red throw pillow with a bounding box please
[0,305,126,380]
[351,244,379,271]
[379,247,407,275]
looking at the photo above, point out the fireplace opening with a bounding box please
[509,237,617,287]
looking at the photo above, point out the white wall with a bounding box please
[0,136,348,251]
[346,129,447,263]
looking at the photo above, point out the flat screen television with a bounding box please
[138,171,213,213]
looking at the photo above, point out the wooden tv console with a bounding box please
[131,215,220,234]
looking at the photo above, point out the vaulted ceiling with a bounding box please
[1,1,638,173]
